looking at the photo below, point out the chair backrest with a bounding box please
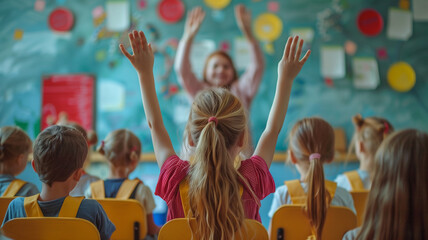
[350,190,370,226]
[0,197,15,223]
[96,199,147,240]
[1,217,100,240]
[270,205,357,240]
[158,218,268,240]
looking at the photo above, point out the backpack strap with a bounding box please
[24,194,43,217]
[179,178,243,218]
[345,170,365,190]
[284,180,306,204]
[285,180,337,205]
[3,179,27,197]
[325,180,338,204]
[58,196,84,217]
[90,180,105,199]
[116,179,141,199]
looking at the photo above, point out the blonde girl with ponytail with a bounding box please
[268,118,356,239]
[120,30,310,239]
[335,114,393,191]
[84,129,159,237]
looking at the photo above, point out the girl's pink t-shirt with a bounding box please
[155,155,275,222]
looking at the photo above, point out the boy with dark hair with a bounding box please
[2,125,115,240]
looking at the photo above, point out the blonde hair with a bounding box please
[186,88,247,240]
[356,129,428,240]
[289,117,335,239]
[350,114,393,163]
[0,126,32,163]
[0,126,32,174]
[97,129,141,167]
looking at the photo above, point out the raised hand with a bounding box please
[119,30,154,75]
[183,7,205,39]
[278,36,311,82]
[235,4,253,39]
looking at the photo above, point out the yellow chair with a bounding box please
[0,197,15,223]
[158,218,268,240]
[270,205,357,240]
[96,199,147,240]
[350,190,369,226]
[1,217,100,240]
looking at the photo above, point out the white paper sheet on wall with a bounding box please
[106,0,130,32]
[290,28,314,43]
[320,46,345,78]
[387,8,413,40]
[413,0,428,21]
[190,40,216,79]
[234,37,251,71]
[352,57,380,89]
[98,80,125,111]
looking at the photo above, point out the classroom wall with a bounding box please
[1,0,427,152]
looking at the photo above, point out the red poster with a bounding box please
[41,74,95,131]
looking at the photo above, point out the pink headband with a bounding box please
[309,153,321,161]
[208,116,218,126]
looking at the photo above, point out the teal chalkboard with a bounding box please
[1,0,427,153]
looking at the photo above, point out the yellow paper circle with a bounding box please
[254,13,283,42]
[204,0,231,10]
[387,62,416,92]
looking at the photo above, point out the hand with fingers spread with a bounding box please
[235,4,254,40]
[119,30,154,75]
[183,7,205,39]
[278,36,311,83]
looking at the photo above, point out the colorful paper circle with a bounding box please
[387,62,416,92]
[204,0,231,10]
[158,0,185,23]
[48,7,74,32]
[254,13,283,42]
[357,9,383,36]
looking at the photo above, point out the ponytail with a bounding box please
[306,154,329,239]
[186,88,247,240]
[188,117,244,240]
[289,118,335,240]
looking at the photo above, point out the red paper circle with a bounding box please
[158,0,185,23]
[49,7,74,32]
[357,9,383,36]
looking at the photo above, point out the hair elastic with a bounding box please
[100,140,105,148]
[309,153,321,161]
[131,146,138,152]
[383,122,389,134]
[208,116,218,126]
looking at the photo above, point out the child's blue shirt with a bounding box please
[0,174,39,197]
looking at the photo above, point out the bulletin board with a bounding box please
[41,74,96,131]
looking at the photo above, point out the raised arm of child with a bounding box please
[120,30,175,168]
[233,4,265,104]
[174,7,206,98]
[254,36,311,168]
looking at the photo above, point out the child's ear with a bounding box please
[72,168,83,181]
[31,159,37,173]
[359,141,366,153]
[289,150,298,164]
[237,131,245,148]
[187,134,195,147]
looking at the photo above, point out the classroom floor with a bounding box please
[17,161,359,229]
